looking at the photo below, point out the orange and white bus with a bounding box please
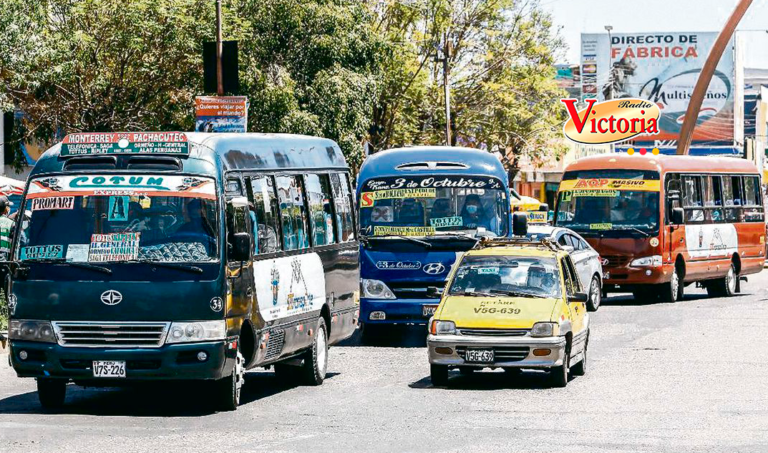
[554,153,765,302]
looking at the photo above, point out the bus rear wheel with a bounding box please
[37,378,67,409]
[707,263,737,298]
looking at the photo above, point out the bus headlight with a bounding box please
[166,320,226,344]
[9,320,56,343]
[361,279,396,300]
[531,322,557,337]
[630,255,662,267]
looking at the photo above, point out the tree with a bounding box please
[370,0,568,170]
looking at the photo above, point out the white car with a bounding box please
[526,225,603,311]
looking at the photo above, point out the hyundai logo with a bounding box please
[601,258,610,266]
[423,263,446,275]
[100,290,123,306]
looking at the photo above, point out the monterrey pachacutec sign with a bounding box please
[580,31,735,146]
[60,132,190,156]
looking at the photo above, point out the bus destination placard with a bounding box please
[60,132,190,157]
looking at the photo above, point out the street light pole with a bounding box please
[604,25,613,100]
[443,31,451,146]
[215,0,224,96]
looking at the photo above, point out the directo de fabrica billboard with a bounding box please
[581,32,735,146]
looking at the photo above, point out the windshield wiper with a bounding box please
[451,290,496,297]
[365,234,432,248]
[22,258,112,275]
[432,232,479,241]
[611,226,651,238]
[131,259,204,274]
[489,289,545,298]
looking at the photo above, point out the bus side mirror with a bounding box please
[231,232,251,262]
[512,212,528,236]
[671,207,684,225]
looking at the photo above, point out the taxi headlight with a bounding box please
[361,279,396,300]
[630,255,662,267]
[166,320,226,344]
[9,320,56,343]
[531,322,556,337]
[430,320,456,335]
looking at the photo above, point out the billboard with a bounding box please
[195,96,248,133]
[581,32,736,146]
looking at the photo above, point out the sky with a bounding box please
[542,0,768,68]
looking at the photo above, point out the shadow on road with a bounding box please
[0,370,339,416]
[409,369,584,391]
[337,325,427,348]
[601,292,713,307]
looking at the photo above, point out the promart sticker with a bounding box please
[31,197,75,211]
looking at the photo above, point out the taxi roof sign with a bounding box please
[60,132,190,157]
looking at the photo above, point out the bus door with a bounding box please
[225,178,254,320]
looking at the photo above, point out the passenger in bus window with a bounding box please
[430,198,452,220]
[461,195,490,230]
[398,198,423,226]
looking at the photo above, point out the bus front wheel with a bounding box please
[37,378,67,409]
[214,348,244,411]
[659,266,683,302]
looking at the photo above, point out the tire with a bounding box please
[659,266,683,302]
[571,335,588,377]
[550,347,570,388]
[300,318,328,386]
[37,378,67,409]
[587,276,601,311]
[430,364,449,386]
[214,348,245,411]
[707,263,737,298]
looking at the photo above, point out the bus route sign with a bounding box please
[60,132,190,157]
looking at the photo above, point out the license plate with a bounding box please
[423,305,438,317]
[92,360,126,378]
[465,349,494,363]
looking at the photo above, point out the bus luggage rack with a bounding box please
[52,322,170,348]
[473,236,563,252]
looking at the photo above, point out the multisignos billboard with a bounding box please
[581,32,736,147]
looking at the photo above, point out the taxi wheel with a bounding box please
[37,378,67,409]
[430,364,449,386]
[550,350,570,388]
[587,276,601,311]
[300,318,328,386]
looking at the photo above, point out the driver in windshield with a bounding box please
[430,198,452,219]
[461,194,492,230]
[177,199,216,238]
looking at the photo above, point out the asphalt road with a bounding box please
[2,273,768,453]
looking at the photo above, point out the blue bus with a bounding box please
[356,146,512,339]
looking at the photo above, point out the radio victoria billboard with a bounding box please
[581,32,740,148]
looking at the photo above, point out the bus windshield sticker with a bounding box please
[373,226,436,236]
[27,175,216,199]
[360,188,436,208]
[559,179,660,192]
[89,233,140,262]
[589,223,613,230]
[20,245,64,260]
[60,132,189,156]
[66,244,90,263]
[108,196,130,221]
[362,175,501,191]
[31,196,75,211]
[430,216,463,228]
[370,206,393,222]
[571,189,619,198]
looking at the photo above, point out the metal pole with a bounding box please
[605,25,613,100]
[443,31,451,146]
[676,0,753,155]
[215,0,224,96]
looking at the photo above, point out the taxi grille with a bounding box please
[52,322,170,348]
[456,346,530,362]
[457,328,529,337]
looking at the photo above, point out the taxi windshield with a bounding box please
[16,175,218,263]
[359,175,509,237]
[448,255,561,298]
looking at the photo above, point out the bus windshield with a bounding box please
[358,175,509,237]
[16,175,218,263]
[555,174,660,235]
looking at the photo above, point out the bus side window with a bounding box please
[722,175,741,222]
[304,174,336,247]
[665,173,681,225]
[247,176,281,254]
[276,175,310,251]
[330,173,355,242]
[704,176,724,223]
[743,175,764,222]
[226,199,249,259]
[682,176,704,223]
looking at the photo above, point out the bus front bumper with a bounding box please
[603,264,670,289]
[9,340,235,381]
[361,298,439,326]
[427,334,567,368]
